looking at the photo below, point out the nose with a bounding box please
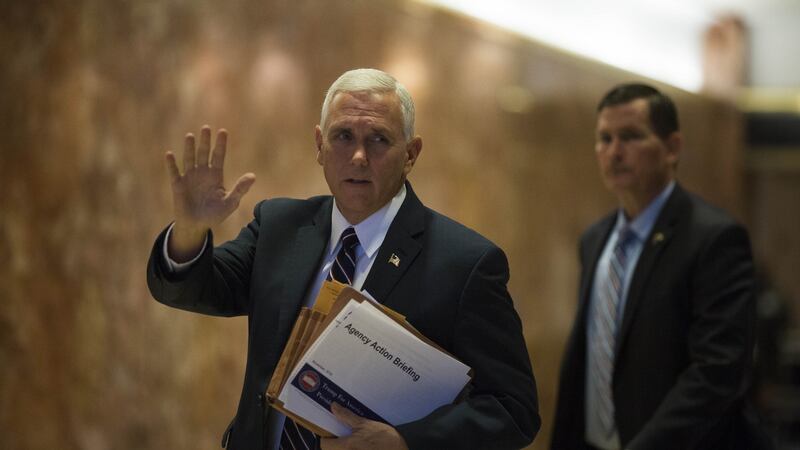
[351,144,368,166]
[607,137,625,159]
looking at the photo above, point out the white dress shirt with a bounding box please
[585,181,674,450]
[163,185,407,449]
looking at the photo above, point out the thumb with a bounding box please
[331,402,365,429]
[225,173,256,204]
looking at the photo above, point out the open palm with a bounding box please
[166,126,256,233]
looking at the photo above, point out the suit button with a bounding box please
[257,393,265,407]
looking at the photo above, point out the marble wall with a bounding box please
[1,1,759,449]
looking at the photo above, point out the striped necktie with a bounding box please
[327,227,359,284]
[280,227,359,450]
[588,226,635,438]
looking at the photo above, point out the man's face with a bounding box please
[595,98,679,205]
[315,90,422,224]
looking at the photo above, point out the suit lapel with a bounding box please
[279,199,332,316]
[615,185,687,355]
[361,182,424,304]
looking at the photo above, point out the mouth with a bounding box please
[345,178,371,185]
[609,166,630,176]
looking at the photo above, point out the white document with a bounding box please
[277,298,471,436]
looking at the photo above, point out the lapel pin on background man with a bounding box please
[550,83,769,450]
[148,68,540,450]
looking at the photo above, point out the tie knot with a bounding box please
[340,227,359,250]
[617,226,635,247]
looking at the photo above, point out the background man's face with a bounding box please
[315,90,420,224]
[594,98,678,204]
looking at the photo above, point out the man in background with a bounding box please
[551,83,764,449]
[147,68,540,449]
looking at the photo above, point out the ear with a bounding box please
[665,131,682,167]
[315,125,324,166]
[403,136,423,176]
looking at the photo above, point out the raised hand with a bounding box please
[164,125,256,261]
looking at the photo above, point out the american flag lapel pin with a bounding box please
[388,253,401,267]
[652,232,665,245]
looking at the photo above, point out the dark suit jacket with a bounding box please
[551,184,758,450]
[148,183,540,450]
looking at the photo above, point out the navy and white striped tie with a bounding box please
[327,227,359,284]
[280,227,359,450]
[589,226,635,438]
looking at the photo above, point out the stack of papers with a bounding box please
[266,283,472,437]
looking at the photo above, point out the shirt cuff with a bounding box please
[162,223,208,273]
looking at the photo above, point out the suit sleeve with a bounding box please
[146,204,262,317]
[627,224,755,449]
[396,246,541,449]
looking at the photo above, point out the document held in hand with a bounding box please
[266,283,472,437]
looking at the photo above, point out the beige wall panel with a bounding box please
[0,1,752,449]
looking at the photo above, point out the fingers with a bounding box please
[224,172,256,206]
[210,128,228,169]
[165,151,181,184]
[330,402,364,429]
[197,125,212,167]
[183,132,196,171]
[320,435,343,450]
[183,126,227,170]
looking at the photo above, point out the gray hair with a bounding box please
[320,68,416,140]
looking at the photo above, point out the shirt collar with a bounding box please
[615,180,675,242]
[329,184,407,258]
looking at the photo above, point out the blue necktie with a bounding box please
[280,227,359,450]
[327,227,359,284]
[589,226,635,437]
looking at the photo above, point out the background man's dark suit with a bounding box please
[148,183,540,449]
[552,184,757,449]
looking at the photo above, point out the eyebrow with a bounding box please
[597,123,645,133]
[327,123,395,137]
[369,126,393,136]
[327,125,350,134]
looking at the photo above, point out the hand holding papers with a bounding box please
[266,283,472,437]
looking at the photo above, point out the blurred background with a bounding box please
[1,0,799,448]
